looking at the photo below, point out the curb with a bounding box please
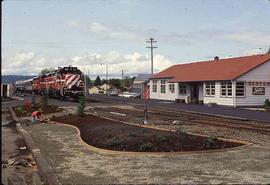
[11,96,24,101]
[9,107,62,185]
[49,113,252,156]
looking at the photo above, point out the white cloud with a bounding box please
[88,22,144,41]
[70,51,173,76]
[66,20,79,27]
[244,48,265,56]
[2,51,173,77]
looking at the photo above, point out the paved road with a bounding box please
[86,94,270,123]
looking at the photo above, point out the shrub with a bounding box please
[128,132,137,137]
[105,137,121,147]
[77,96,86,117]
[40,94,48,108]
[176,128,185,135]
[264,99,270,108]
[203,135,218,148]
[155,135,168,142]
[16,106,24,113]
[139,143,153,151]
[141,128,149,133]
[24,102,32,109]
[198,100,204,105]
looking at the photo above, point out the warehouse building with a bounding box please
[149,54,270,107]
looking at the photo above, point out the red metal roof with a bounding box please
[151,54,270,82]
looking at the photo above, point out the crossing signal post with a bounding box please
[143,83,149,124]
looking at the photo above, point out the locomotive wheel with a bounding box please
[61,96,66,101]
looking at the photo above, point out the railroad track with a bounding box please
[94,106,270,134]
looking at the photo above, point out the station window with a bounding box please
[221,82,232,97]
[236,82,245,97]
[152,80,157,93]
[205,82,215,96]
[160,80,166,93]
[169,83,175,93]
[179,84,187,95]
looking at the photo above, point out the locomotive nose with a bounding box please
[71,85,78,91]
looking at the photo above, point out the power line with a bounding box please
[146,37,157,76]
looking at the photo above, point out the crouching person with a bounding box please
[31,111,44,124]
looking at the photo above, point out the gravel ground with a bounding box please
[1,107,41,185]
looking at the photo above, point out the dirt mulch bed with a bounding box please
[13,103,63,117]
[51,114,245,152]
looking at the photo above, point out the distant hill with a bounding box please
[1,75,36,84]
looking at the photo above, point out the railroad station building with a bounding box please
[149,53,270,107]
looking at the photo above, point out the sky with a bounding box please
[2,0,270,79]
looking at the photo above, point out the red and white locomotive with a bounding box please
[32,66,85,99]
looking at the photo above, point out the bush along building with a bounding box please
[149,54,270,107]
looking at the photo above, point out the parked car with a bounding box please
[108,91,118,96]
[118,92,140,98]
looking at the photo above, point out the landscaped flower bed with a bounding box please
[13,102,63,117]
[51,114,245,152]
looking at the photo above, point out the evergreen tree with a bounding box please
[94,76,102,86]
[85,75,92,86]
[40,68,55,75]
[109,79,121,89]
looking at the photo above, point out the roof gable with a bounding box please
[151,54,270,82]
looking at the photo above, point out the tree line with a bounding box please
[86,75,135,89]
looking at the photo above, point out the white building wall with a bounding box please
[235,60,270,106]
[150,79,194,102]
[203,82,234,106]
[150,79,176,101]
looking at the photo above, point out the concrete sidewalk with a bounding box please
[23,121,270,184]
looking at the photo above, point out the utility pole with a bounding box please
[84,71,87,95]
[146,37,157,76]
[106,64,108,94]
[121,70,124,91]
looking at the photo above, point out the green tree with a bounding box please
[77,96,86,117]
[40,94,48,108]
[123,76,135,88]
[40,68,56,75]
[109,79,121,89]
[94,76,101,86]
[101,79,108,85]
[85,75,92,86]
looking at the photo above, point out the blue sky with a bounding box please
[2,0,270,78]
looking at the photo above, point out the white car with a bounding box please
[118,92,140,98]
